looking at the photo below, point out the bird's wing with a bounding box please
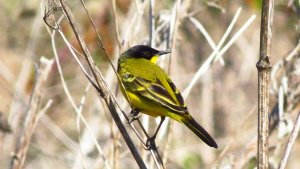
[122,73,187,115]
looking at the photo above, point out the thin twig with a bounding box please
[214,15,256,62]
[183,8,242,98]
[51,27,111,169]
[278,111,300,169]
[183,8,255,99]
[188,16,225,65]
[73,83,91,169]
[41,115,78,152]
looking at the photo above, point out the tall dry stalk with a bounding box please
[257,0,274,168]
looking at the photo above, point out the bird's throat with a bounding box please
[150,55,159,64]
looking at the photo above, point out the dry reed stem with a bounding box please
[257,28,271,169]
[257,0,274,168]
[9,58,53,169]
[277,111,300,169]
[8,8,44,151]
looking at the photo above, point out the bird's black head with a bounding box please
[121,45,170,60]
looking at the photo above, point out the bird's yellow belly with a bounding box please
[124,91,165,117]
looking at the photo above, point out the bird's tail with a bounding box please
[183,117,218,148]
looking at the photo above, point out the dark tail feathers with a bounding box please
[183,117,218,148]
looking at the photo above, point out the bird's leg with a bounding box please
[128,108,140,123]
[145,116,165,150]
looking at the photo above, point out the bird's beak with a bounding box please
[157,50,171,56]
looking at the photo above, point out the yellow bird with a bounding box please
[117,45,218,148]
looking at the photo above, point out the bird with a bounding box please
[117,45,218,148]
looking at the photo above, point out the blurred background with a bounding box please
[0,0,300,169]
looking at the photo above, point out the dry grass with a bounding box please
[0,0,300,169]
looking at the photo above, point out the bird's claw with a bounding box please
[128,109,140,123]
[144,136,158,150]
[128,115,140,123]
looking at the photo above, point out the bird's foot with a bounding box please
[144,136,158,150]
[128,115,141,123]
[128,109,140,123]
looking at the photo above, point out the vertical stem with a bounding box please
[257,0,274,168]
[257,64,270,169]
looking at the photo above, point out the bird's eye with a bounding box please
[144,51,150,57]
